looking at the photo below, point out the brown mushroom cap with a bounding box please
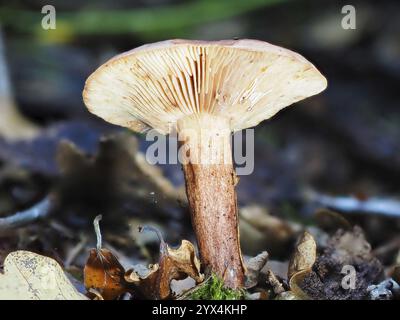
[83,39,327,134]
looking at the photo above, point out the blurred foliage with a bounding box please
[0,0,288,41]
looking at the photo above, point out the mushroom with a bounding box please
[83,39,327,288]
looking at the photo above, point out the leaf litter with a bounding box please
[1,130,400,300]
[83,217,203,300]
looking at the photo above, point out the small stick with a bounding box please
[138,225,167,253]
[0,196,52,232]
[93,215,103,251]
[266,270,285,295]
[305,189,400,218]
[64,235,88,268]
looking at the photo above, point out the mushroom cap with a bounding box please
[83,39,327,134]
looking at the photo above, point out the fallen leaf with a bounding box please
[288,231,317,279]
[286,232,317,300]
[84,248,128,300]
[0,250,87,300]
[244,251,269,288]
[288,270,312,300]
[125,239,203,299]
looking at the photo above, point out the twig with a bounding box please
[64,234,88,268]
[0,196,52,232]
[266,269,285,295]
[305,189,400,218]
[176,276,211,300]
[49,220,74,239]
[138,225,167,253]
[93,215,103,251]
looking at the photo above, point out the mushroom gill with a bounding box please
[83,40,326,134]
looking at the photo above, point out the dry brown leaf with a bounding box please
[83,248,128,300]
[125,239,204,299]
[0,251,87,300]
[286,231,317,300]
[244,251,269,288]
[288,231,317,279]
[288,270,312,300]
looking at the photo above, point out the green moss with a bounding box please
[188,274,244,300]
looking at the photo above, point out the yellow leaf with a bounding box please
[0,251,87,300]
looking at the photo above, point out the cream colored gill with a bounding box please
[83,40,327,135]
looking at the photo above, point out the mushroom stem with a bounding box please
[177,114,245,289]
